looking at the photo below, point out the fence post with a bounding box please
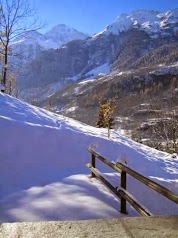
[91,154,96,178]
[120,171,127,214]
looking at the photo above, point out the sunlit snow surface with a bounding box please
[0,93,177,222]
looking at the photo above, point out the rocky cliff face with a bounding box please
[10,24,88,73]
[19,33,118,89]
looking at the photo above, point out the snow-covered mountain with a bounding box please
[12,24,88,49]
[95,8,178,38]
[0,92,178,222]
[45,24,88,46]
[17,8,178,102]
[10,24,88,62]
[11,31,58,50]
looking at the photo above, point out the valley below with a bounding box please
[38,64,178,153]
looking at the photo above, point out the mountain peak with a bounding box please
[12,24,88,51]
[44,24,88,44]
[46,24,73,32]
[94,8,178,38]
[130,9,161,15]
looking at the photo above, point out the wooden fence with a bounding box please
[86,147,178,217]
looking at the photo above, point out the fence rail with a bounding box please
[86,148,178,216]
[87,148,122,174]
[116,162,178,205]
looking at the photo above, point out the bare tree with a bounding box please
[0,0,43,90]
[152,81,178,153]
[151,112,178,153]
[142,80,178,153]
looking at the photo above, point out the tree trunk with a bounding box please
[108,121,110,138]
[2,45,8,87]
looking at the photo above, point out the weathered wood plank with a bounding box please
[86,148,178,216]
[118,189,153,217]
[120,171,127,214]
[87,148,122,174]
[86,164,152,216]
[116,163,178,205]
[91,154,96,178]
[86,163,121,201]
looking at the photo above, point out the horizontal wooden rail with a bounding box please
[86,148,178,216]
[116,163,178,205]
[86,163,121,200]
[87,163,152,217]
[118,189,153,217]
[87,148,122,174]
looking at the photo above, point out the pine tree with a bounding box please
[96,97,116,138]
[96,105,105,128]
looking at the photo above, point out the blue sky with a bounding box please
[32,0,178,34]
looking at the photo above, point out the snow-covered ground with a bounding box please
[87,63,110,76]
[0,93,178,222]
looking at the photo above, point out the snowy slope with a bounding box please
[0,93,178,222]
